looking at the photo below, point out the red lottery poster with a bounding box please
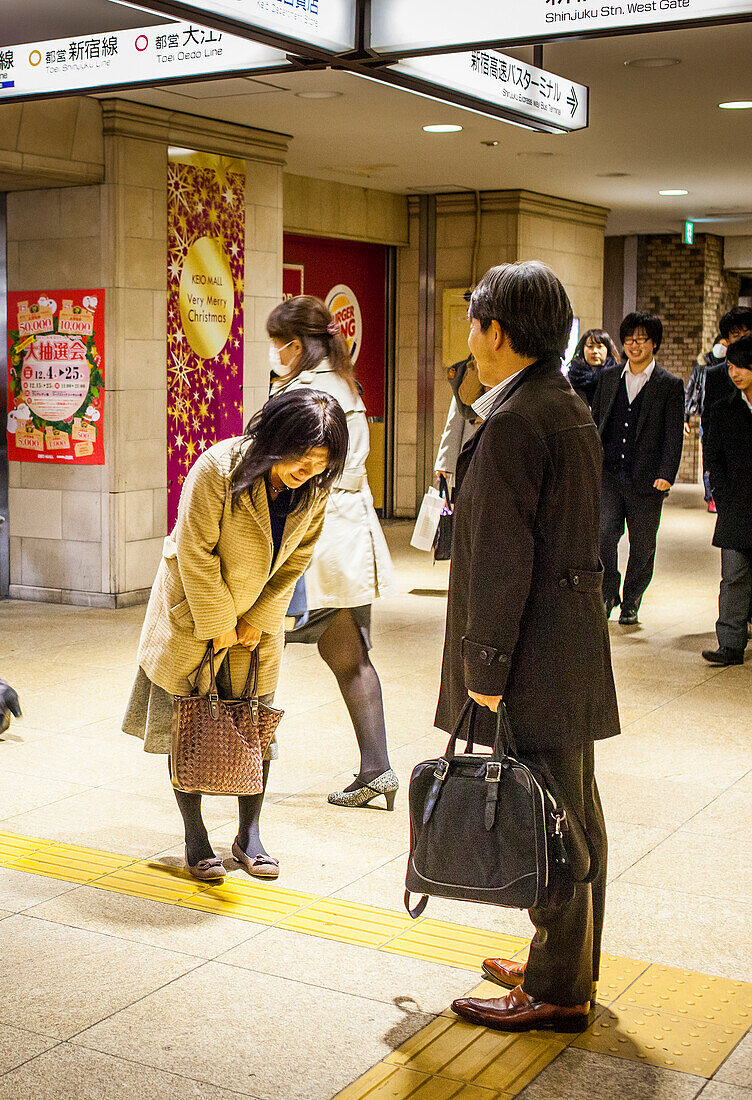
[6,289,105,465]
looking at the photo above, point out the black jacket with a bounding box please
[701,362,736,461]
[685,350,724,421]
[591,363,685,494]
[566,354,617,407]
[435,357,620,754]
[704,390,752,550]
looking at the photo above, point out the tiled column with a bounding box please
[7,98,288,605]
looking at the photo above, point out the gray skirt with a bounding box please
[122,663,278,760]
[285,604,372,650]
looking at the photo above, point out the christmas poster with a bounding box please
[167,151,245,527]
[6,290,105,464]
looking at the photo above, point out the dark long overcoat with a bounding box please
[705,390,752,550]
[435,357,620,754]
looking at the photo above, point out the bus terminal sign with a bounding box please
[371,0,752,53]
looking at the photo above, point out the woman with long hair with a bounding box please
[566,328,620,406]
[123,389,348,881]
[268,295,399,810]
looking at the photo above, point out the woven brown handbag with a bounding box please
[171,645,284,795]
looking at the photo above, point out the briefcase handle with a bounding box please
[444,698,518,762]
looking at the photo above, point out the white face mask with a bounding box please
[269,340,294,376]
[712,343,727,360]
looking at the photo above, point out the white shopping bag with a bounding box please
[410,487,444,551]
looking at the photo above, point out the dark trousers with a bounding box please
[522,741,607,1007]
[716,548,752,651]
[600,468,666,607]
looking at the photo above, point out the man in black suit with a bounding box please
[591,312,685,625]
[700,306,752,445]
[702,335,752,666]
[437,262,619,1033]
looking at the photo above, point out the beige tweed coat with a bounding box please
[136,436,327,699]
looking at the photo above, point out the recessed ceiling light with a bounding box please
[658,189,689,196]
[481,140,499,147]
[625,57,681,68]
[423,124,463,133]
[597,172,631,178]
[718,100,752,110]
[294,90,343,100]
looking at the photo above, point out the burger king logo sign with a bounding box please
[326,285,362,364]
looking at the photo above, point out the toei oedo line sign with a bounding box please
[370,0,752,54]
[0,21,288,100]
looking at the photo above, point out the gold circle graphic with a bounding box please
[179,236,234,360]
[29,50,42,66]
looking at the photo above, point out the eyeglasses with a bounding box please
[623,337,652,347]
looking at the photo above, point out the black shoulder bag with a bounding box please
[404,700,598,918]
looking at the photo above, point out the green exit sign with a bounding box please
[684,221,694,245]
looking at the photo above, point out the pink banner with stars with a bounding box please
[167,150,245,528]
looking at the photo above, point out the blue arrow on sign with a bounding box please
[567,86,578,117]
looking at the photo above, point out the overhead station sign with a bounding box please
[126,0,356,54]
[0,21,289,99]
[370,0,752,54]
[386,49,588,131]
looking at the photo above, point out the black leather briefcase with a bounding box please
[404,701,589,918]
[433,475,453,562]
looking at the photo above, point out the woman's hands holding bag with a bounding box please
[236,620,262,651]
[212,620,261,652]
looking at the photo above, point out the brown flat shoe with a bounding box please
[482,957,598,998]
[232,840,280,879]
[184,847,226,883]
[452,983,589,1033]
[482,957,526,989]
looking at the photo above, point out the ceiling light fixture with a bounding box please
[718,100,752,110]
[481,140,499,146]
[658,189,689,196]
[423,124,463,133]
[625,57,681,68]
[294,90,343,99]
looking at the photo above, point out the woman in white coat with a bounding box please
[268,295,398,809]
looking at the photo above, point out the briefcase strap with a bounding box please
[444,700,518,761]
[404,891,429,919]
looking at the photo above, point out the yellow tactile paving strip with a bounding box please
[1,829,750,1098]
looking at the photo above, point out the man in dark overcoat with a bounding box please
[702,334,752,666]
[437,262,620,1032]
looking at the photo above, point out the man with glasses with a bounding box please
[592,311,685,625]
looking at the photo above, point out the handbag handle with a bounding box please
[193,643,258,702]
[444,699,518,761]
[437,474,452,508]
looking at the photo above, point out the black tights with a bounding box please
[170,757,271,866]
[316,608,390,787]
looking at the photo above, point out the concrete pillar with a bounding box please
[6,98,288,605]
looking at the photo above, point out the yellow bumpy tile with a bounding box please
[384,919,528,972]
[94,861,207,901]
[7,842,133,883]
[179,877,312,923]
[282,898,414,948]
[386,1015,565,1094]
[615,964,752,1031]
[595,955,651,1004]
[334,1061,511,1098]
[573,1003,745,1077]
[0,831,45,864]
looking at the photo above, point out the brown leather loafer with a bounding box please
[482,957,598,998]
[451,984,589,1032]
[482,957,526,989]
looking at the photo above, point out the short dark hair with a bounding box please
[573,328,620,363]
[468,261,574,359]
[726,333,752,370]
[229,388,348,510]
[719,306,752,339]
[620,311,663,352]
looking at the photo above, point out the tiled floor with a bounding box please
[0,485,750,1099]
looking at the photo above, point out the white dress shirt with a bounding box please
[623,359,655,404]
[742,390,752,414]
[471,369,525,421]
